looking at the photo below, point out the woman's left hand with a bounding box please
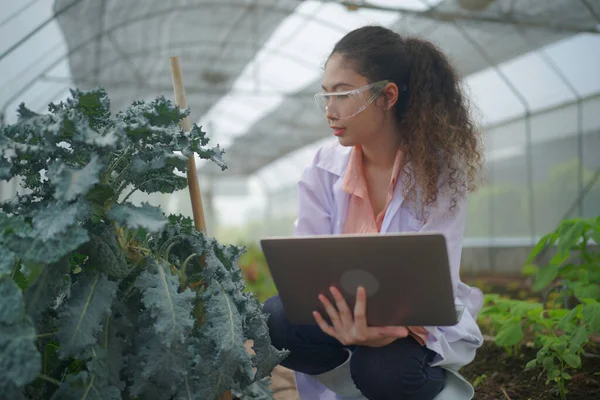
[313,286,409,347]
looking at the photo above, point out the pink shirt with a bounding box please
[341,145,428,345]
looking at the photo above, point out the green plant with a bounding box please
[523,301,599,400]
[519,216,600,399]
[479,294,600,399]
[479,294,542,356]
[472,373,487,389]
[237,243,277,303]
[524,217,600,306]
[0,88,287,400]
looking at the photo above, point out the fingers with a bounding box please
[329,287,353,325]
[318,294,342,330]
[377,325,409,338]
[353,286,367,327]
[313,311,337,337]
[314,285,409,347]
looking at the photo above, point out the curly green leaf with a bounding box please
[24,257,70,321]
[49,155,104,202]
[134,259,195,345]
[56,272,118,358]
[582,301,600,332]
[495,320,523,347]
[107,202,167,233]
[0,278,41,392]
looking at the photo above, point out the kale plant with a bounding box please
[0,88,288,400]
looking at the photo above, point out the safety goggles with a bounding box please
[314,80,389,120]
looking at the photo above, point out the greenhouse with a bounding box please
[1,1,599,399]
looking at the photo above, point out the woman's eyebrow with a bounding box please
[321,82,354,91]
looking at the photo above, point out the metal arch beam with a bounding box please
[94,0,107,86]
[28,78,316,133]
[484,92,600,132]
[453,21,536,249]
[60,39,316,84]
[515,22,585,218]
[33,77,316,126]
[0,0,43,28]
[1,2,351,114]
[39,76,316,97]
[5,37,318,116]
[100,0,150,90]
[0,0,85,62]
[581,0,600,24]
[104,33,151,89]
[34,86,72,114]
[0,41,64,93]
[331,0,600,34]
[3,0,595,92]
[204,4,255,75]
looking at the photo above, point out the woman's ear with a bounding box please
[381,82,399,110]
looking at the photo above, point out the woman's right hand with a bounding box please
[313,286,409,347]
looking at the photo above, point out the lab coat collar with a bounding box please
[315,142,352,177]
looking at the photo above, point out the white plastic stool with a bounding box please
[433,369,474,400]
[338,370,474,400]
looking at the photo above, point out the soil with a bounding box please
[461,275,600,400]
[461,341,600,400]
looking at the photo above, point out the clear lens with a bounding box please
[314,91,367,120]
[314,80,388,120]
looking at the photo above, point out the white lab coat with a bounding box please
[290,141,484,399]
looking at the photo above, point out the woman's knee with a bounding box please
[350,340,444,400]
[263,295,288,350]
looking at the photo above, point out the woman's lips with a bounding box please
[332,127,346,136]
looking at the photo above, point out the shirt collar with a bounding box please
[342,145,404,197]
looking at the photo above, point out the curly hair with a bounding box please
[330,25,484,215]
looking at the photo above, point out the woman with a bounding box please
[264,25,484,400]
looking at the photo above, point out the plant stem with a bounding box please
[119,177,175,204]
[543,284,562,308]
[164,241,181,261]
[105,149,130,180]
[36,332,58,339]
[128,245,152,254]
[562,279,569,309]
[11,257,20,278]
[112,159,133,186]
[159,235,185,257]
[116,179,130,196]
[120,186,139,204]
[559,359,566,400]
[184,377,192,400]
[181,253,198,277]
[104,315,110,349]
[38,374,60,387]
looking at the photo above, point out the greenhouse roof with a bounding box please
[1,0,599,194]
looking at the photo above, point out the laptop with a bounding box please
[260,232,461,327]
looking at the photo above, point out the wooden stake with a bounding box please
[169,56,232,400]
[170,56,207,233]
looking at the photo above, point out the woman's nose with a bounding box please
[325,106,337,121]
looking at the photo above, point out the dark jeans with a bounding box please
[264,295,445,400]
